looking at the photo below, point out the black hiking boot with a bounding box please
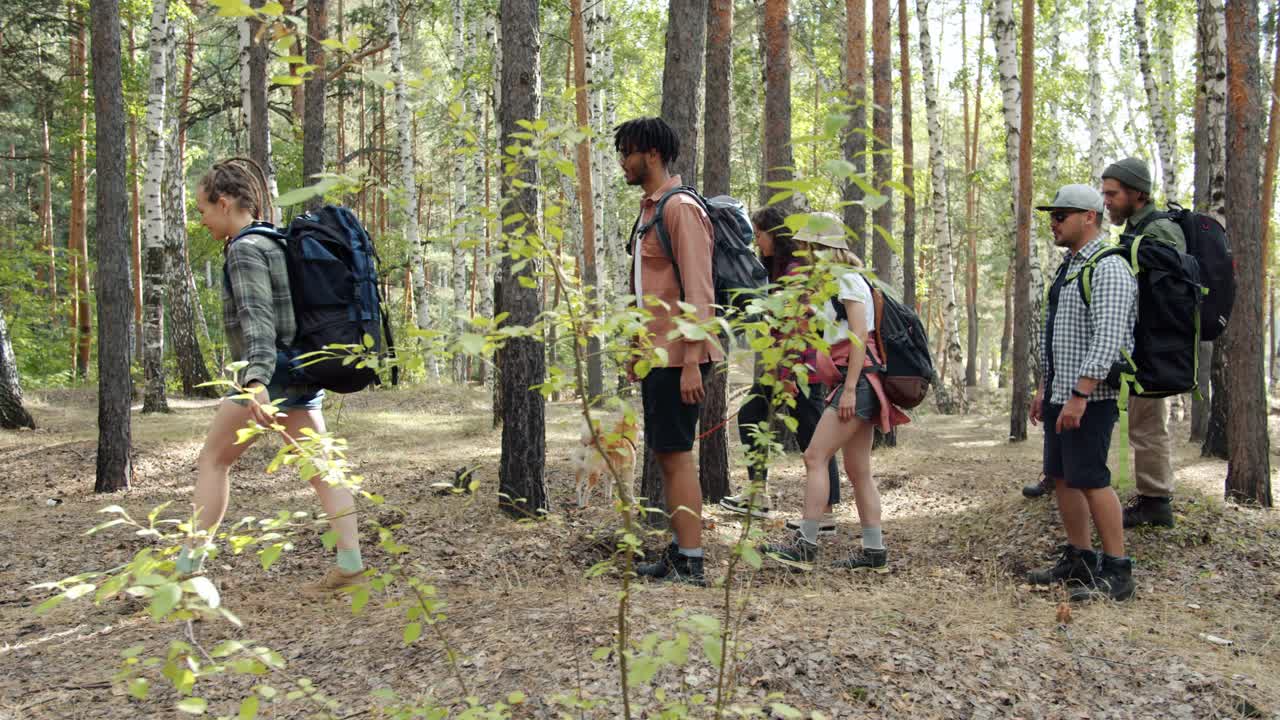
[719,493,771,518]
[1069,555,1136,602]
[1022,473,1053,499]
[834,547,889,573]
[635,542,706,587]
[1123,495,1174,528]
[763,532,819,571]
[1027,544,1099,586]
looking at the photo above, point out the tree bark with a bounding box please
[0,303,34,430]
[1134,0,1179,200]
[303,0,327,209]
[1193,0,1227,440]
[999,256,1013,388]
[662,0,708,186]
[141,0,171,414]
[899,0,916,311]
[246,2,280,222]
[964,8,986,389]
[1223,0,1272,506]
[1260,7,1280,303]
[450,0,470,384]
[761,0,791,207]
[91,0,135,492]
[1086,0,1105,184]
[571,0,604,404]
[1009,0,1033,442]
[387,0,430,339]
[699,0,734,503]
[844,0,868,257]
[71,5,92,379]
[128,30,143,358]
[918,0,965,414]
[497,0,548,517]
[871,0,894,281]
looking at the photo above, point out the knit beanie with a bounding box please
[1101,157,1153,194]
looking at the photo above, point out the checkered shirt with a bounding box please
[1041,237,1138,405]
[222,231,296,388]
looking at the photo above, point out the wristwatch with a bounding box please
[1070,388,1090,399]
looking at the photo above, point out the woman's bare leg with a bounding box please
[801,408,860,522]
[280,409,361,558]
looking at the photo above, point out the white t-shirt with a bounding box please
[822,272,876,344]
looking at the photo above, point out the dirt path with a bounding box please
[0,385,1277,718]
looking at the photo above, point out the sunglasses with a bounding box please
[1049,210,1083,223]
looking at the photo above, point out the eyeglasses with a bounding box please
[1049,210,1083,224]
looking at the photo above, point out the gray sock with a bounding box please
[861,526,884,550]
[336,548,364,573]
[798,519,820,544]
[677,547,703,558]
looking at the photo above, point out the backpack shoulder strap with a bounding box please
[635,186,705,301]
[1072,245,1129,307]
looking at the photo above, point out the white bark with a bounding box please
[1087,0,1105,184]
[918,0,965,413]
[387,0,429,333]
[1135,0,1179,200]
[480,10,497,331]
[238,18,251,141]
[141,0,171,412]
[450,0,469,383]
[1202,0,1227,222]
[587,0,610,295]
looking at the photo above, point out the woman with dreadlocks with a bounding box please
[176,157,365,595]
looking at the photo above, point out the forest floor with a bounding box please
[1,368,1279,719]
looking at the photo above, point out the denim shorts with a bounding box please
[228,353,325,411]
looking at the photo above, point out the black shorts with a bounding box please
[824,369,879,421]
[1042,399,1119,490]
[641,363,711,453]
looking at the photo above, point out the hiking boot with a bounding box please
[1022,473,1053,499]
[785,516,837,536]
[834,547,889,573]
[1069,555,1136,602]
[301,567,368,597]
[719,493,771,518]
[635,542,707,587]
[763,532,819,571]
[1123,495,1174,528]
[1027,544,1099,586]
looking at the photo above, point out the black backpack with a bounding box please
[629,187,769,315]
[229,206,396,394]
[1073,237,1202,398]
[1134,204,1235,341]
[831,277,934,409]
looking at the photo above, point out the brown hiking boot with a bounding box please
[301,567,367,597]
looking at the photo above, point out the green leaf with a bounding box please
[823,113,851,137]
[238,695,260,720]
[259,543,284,571]
[86,518,127,535]
[176,697,207,714]
[259,1,284,15]
[771,703,803,719]
[349,585,369,614]
[64,583,96,600]
[184,576,221,609]
[150,583,181,620]
[626,655,660,685]
[128,677,150,699]
[210,0,256,16]
[821,159,857,178]
[740,544,763,569]
[507,691,526,704]
[457,333,486,356]
[321,530,339,551]
[272,75,303,86]
[403,622,422,645]
[701,635,722,667]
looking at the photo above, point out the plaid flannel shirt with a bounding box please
[222,231,295,388]
[1041,236,1138,405]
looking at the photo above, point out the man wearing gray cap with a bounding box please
[1101,157,1183,529]
[1027,184,1138,602]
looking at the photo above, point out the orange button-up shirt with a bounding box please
[630,175,724,367]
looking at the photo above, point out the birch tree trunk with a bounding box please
[0,303,34,429]
[587,1,610,295]
[918,0,965,414]
[1202,0,1230,457]
[387,0,430,342]
[1134,0,1179,200]
[450,0,469,383]
[141,0,171,414]
[1086,0,1105,184]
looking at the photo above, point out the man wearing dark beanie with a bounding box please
[1100,157,1183,529]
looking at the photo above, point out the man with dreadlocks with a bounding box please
[179,157,367,596]
[615,117,720,587]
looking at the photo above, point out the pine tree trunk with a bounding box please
[1135,0,1179,200]
[91,0,135,492]
[761,0,791,208]
[127,29,141,357]
[570,0,604,404]
[1260,9,1280,301]
[918,0,965,414]
[963,6,984,389]
[871,0,894,281]
[40,106,56,310]
[497,0,548,517]
[1202,0,1230,447]
[141,0,171,414]
[1223,0,1272,506]
[246,2,280,222]
[1009,0,1033,442]
[302,0,327,208]
[0,303,34,430]
[661,0,708,186]
[699,0,734,503]
[899,0,916,310]
[844,0,868,257]
[71,6,92,379]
